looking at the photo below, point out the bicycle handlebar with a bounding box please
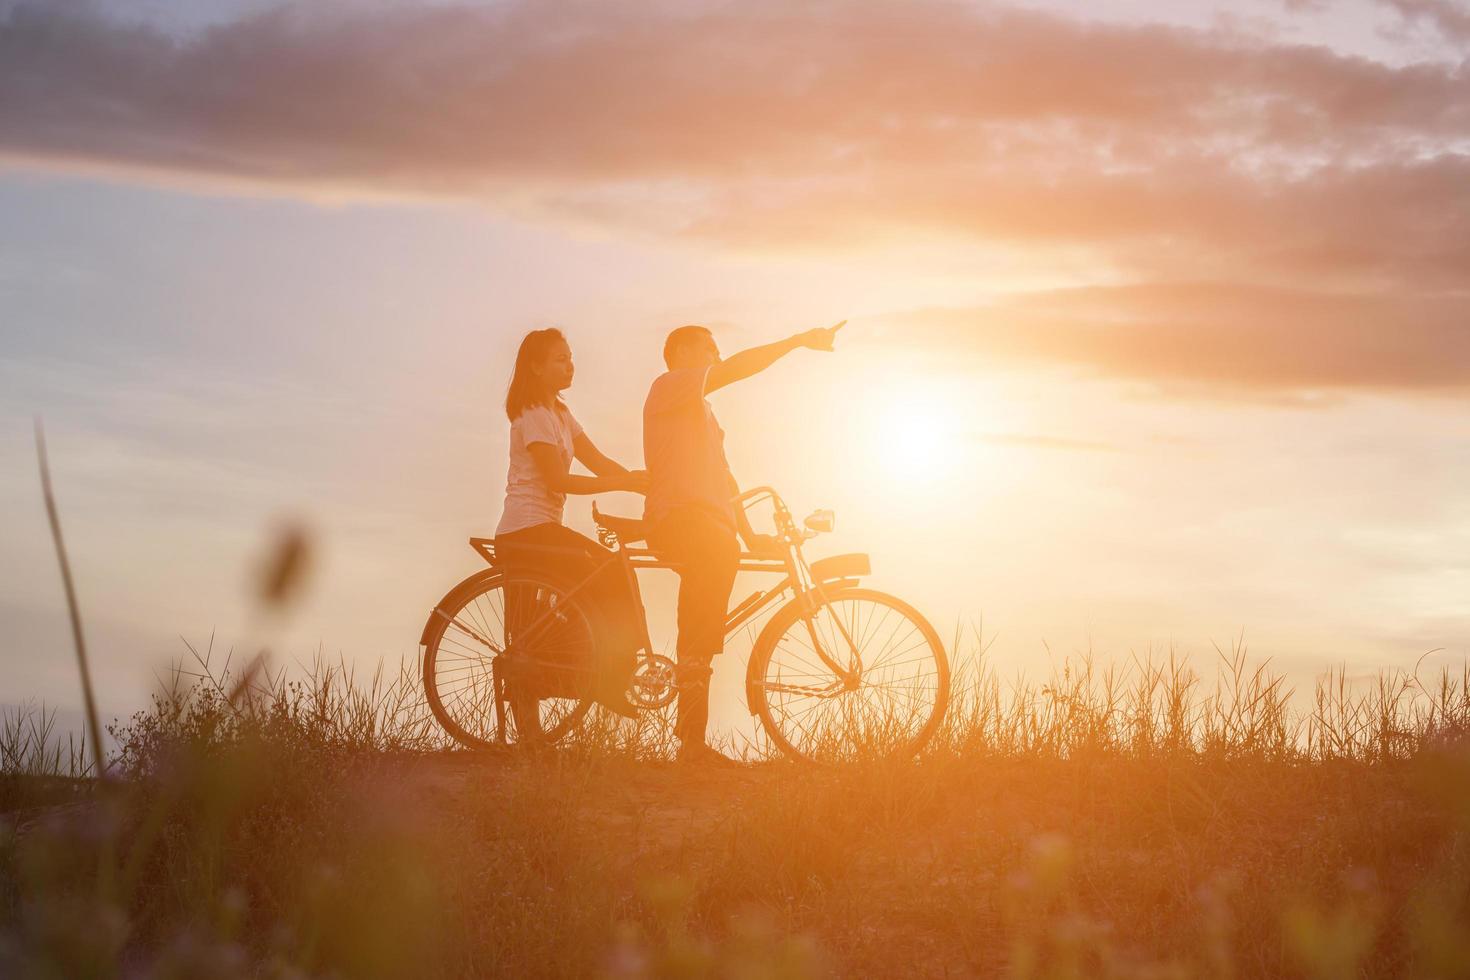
[732,485,786,511]
[732,485,831,545]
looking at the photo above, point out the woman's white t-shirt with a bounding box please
[496,403,584,535]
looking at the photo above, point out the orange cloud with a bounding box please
[893,282,1470,393]
[2,1,1465,392]
[3,3,1463,196]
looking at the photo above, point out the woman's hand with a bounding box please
[620,469,651,494]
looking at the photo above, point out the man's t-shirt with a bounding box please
[643,367,736,528]
[497,403,584,535]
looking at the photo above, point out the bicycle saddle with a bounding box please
[592,503,649,545]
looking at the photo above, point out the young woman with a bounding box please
[494,328,647,717]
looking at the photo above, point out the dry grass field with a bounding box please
[4,647,1469,978]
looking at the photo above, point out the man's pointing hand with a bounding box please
[797,320,846,352]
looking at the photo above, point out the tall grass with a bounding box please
[931,642,1470,764]
[1,703,90,781]
[4,641,1469,976]
[110,637,450,775]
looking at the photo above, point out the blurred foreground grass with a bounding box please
[3,648,1469,978]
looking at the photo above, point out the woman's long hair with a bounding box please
[505,328,568,421]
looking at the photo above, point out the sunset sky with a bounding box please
[3,0,1468,721]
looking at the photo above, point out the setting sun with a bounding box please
[868,388,964,475]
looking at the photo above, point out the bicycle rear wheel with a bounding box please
[421,569,594,748]
[749,587,949,763]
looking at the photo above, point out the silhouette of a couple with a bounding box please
[493,322,844,765]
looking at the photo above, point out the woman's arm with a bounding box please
[573,434,650,494]
[529,442,643,496]
[573,433,630,478]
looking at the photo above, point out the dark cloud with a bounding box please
[2,0,1466,393]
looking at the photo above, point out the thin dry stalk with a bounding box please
[33,419,104,777]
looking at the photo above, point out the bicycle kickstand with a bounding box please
[492,658,508,745]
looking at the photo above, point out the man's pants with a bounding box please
[648,508,740,746]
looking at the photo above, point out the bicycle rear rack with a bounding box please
[469,537,497,566]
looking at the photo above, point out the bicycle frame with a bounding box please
[489,487,865,691]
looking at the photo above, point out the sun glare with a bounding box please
[865,385,965,477]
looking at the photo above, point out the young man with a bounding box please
[642,320,845,765]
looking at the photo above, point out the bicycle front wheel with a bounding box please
[750,587,949,763]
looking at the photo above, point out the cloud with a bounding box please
[976,433,1120,453]
[3,2,1464,199]
[1383,0,1470,42]
[2,0,1466,394]
[889,281,1470,394]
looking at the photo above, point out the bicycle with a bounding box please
[419,487,950,763]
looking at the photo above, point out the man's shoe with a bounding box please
[676,743,742,768]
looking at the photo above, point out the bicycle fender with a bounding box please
[809,552,870,583]
[743,583,864,716]
[418,568,502,647]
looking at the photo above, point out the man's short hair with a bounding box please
[663,325,712,369]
